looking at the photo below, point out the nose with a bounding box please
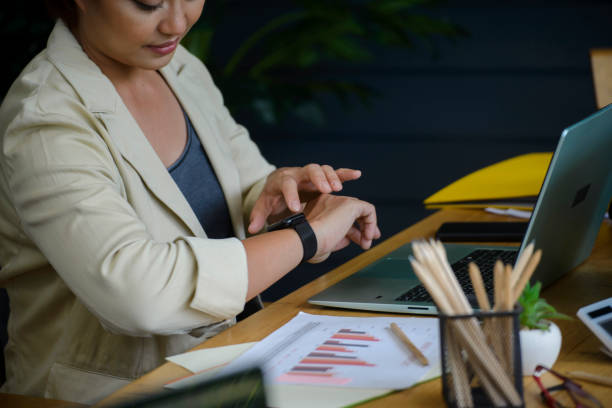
[158,2,188,36]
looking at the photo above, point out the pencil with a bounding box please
[567,370,612,387]
[410,240,523,405]
[468,262,490,311]
[512,249,542,303]
[390,322,429,366]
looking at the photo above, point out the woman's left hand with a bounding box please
[248,164,361,234]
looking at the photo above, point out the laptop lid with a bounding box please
[110,367,266,408]
[308,104,612,314]
[519,104,612,287]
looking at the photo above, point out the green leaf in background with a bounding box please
[518,282,571,331]
[184,0,467,126]
[0,2,465,127]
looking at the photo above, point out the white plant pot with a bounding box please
[519,321,562,376]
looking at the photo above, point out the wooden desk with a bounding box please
[98,208,612,407]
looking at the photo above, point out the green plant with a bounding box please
[518,282,570,331]
[183,0,466,125]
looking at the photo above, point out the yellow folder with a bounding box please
[423,153,553,210]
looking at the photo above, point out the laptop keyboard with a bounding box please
[395,249,518,307]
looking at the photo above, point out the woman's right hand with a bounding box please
[303,194,381,263]
[248,165,362,235]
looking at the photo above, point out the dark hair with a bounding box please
[44,0,78,29]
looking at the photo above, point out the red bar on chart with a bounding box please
[316,345,354,352]
[300,358,375,366]
[286,371,334,377]
[291,366,333,372]
[331,333,379,342]
[338,329,367,334]
[323,340,368,348]
[307,352,357,359]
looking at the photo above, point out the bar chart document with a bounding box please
[219,312,440,390]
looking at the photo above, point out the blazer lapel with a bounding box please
[100,109,206,238]
[46,21,206,237]
[160,59,246,238]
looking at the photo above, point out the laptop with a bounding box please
[110,367,266,408]
[309,104,612,315]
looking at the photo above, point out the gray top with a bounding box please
[168,111,234,239]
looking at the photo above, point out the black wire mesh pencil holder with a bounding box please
[439,309,524,408]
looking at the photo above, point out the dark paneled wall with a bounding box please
[1,1,610,302]
[225,1,612,300]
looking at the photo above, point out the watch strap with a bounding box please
[267,213,317,262]
[293,219,317,262]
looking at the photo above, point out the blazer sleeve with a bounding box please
[1,103,248,337]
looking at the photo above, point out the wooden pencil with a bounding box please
[390,322,429,366]
[410,242,523,405]
[502,264,514,374]
[567,370,612,387]
[511,241,534,287]
[512,249,542,303]
[447,324,473,406]
[493,260,504,311]
[468,262,490,311]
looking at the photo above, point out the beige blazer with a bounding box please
[0,21,274,403]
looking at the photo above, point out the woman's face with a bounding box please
[74,0,205,73]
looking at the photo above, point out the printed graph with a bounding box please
[277,328,378,385]
[219,312,440,389]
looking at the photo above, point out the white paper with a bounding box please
[217,312,440,390]
[167,342,255,373]
[165,313,441,407]
[165,342,256,386]
[265,385,393,408]
[484,207,532,219]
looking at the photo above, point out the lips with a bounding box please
[147,39,179,56]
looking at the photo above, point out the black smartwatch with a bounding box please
[267,213,317,263]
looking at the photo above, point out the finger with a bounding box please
[349,223,370,249]
[248,198,269,234]
[333,236,351,252]
[347,226,372,250]
[374,225,381,239]
[358,219,377,242]
[365,221,381,240]
[356,203,379,240]
[281,176,302,212]
[305,164,332,193]
[321,165,342,191]
[345,226,362,246]
[247,218,264,235]
[356,220,378,248]
[335,168,362,182]
[248,195,275,234]
[360,239,373,250]
[360,234,373,249]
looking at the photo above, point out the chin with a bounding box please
[134,54,175,71]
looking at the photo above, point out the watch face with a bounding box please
[285,213,306,226]
[267,213,306,232]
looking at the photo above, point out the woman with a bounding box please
[0,0,380,403]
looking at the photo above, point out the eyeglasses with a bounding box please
[532,365,603,408]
